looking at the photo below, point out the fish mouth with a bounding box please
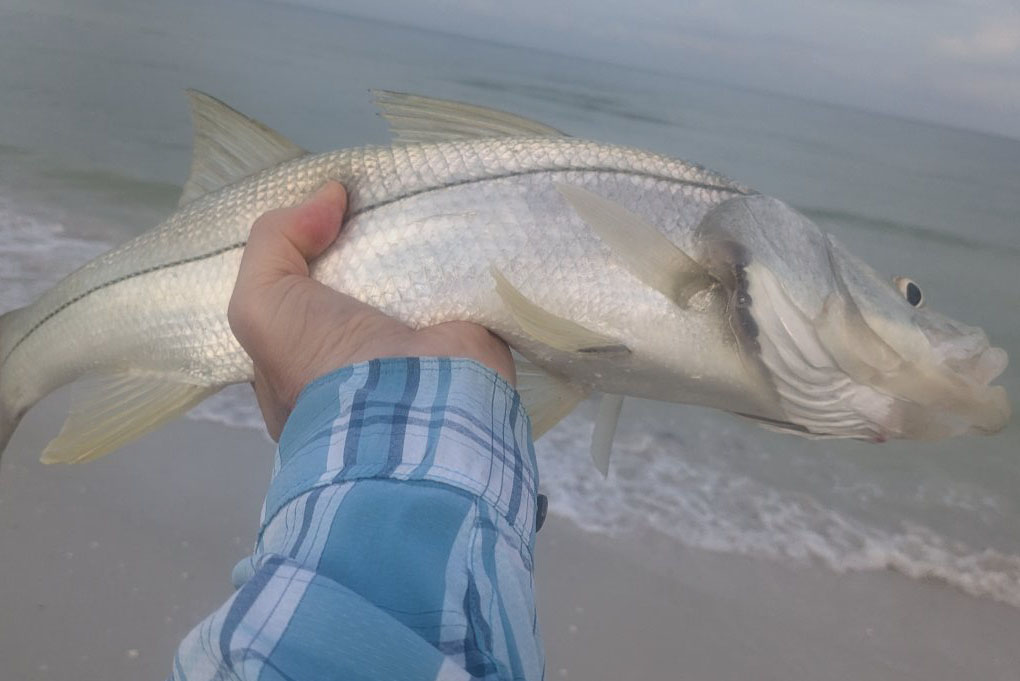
[956,345,1009,386]
[913,317,1011,435]
[915,311,1009,387]
[972,346,1009,385]
[935,338,1008,389]
[944,345,1010,435]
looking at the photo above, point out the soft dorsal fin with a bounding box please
[373,90,567,144]
[179,90,308,206]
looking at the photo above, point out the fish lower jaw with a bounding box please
[963,384,1011,435]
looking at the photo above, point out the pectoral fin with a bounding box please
[491,268,630,355]
[591,393,624,477]
[514,355,589,438]
[556,183,716,307]
[41,373,219,464]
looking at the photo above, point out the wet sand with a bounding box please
[2,391,1019,680]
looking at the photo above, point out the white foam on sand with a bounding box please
[4,190,1019,610]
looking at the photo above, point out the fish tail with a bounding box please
[0,307,27,459]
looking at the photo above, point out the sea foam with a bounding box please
[537,409,1020,609]
[0,192,108,311]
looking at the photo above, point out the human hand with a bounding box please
[228,181,515,440]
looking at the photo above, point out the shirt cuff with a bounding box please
[260,357,539,548]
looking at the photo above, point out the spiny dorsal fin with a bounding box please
[179,90,308,206]
[373,90,567,144]
[556,183,717,307]
[491,267,630,355]
[591,393,624,477]
[41,373,219,464]
[514,354,589,438]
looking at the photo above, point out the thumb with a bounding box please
[229,181,347,345]
[238,180,347,287]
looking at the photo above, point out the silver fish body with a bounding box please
[0,92,1009,464]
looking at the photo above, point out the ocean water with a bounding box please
[2,0,1019,608]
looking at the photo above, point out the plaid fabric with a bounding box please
[171,358,543,681]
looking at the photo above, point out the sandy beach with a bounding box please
[3,393,1019,681]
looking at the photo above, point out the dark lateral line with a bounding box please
[4,242,246,362]
[3,166,745,363]
[352,165,745,217]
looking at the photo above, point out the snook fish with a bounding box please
[0,91,1010,471]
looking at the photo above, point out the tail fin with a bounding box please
[0,308,24,459]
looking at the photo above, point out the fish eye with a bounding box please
[894,276,924,307]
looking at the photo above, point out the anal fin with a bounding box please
[591,393,624,477]
[41,373,219,464]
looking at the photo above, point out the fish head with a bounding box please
[694,195,1010,441]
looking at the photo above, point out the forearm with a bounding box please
[172,357,542,681]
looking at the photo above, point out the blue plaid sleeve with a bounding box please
[171,357,543,681]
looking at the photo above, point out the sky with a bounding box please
[297,0,1020,139]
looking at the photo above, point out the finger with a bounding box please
[239,180,347,287]
[229,181,346,341]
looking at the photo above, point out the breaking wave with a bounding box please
[0,192,108,311]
